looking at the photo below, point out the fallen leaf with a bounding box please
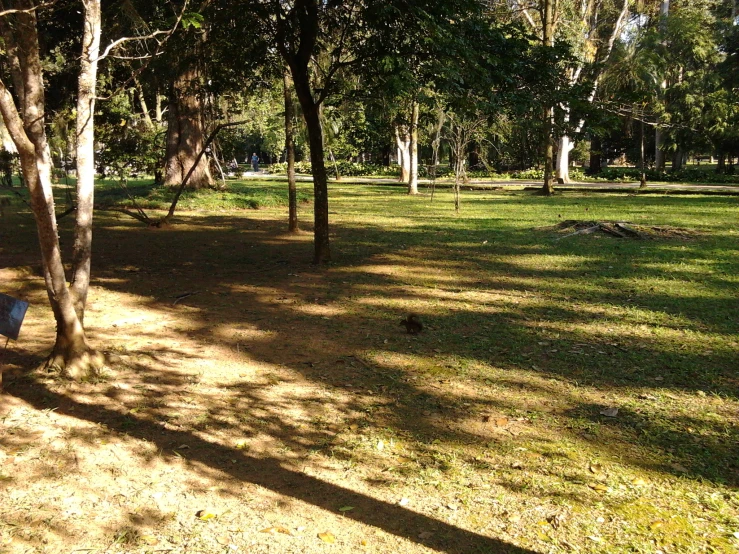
[235,440,248,450]
[631,477,647,486]
[141,535,158,545]
[260,526,293,535]
[600,407,619,417]
[650,521,665,531]
[589,463,603,474]
[398,497,410,506]
[318,531,336,544]
[349,424,359,431]
[195,510,216,521]
[376,439,384,451]
[732,531,739,539]
[339,506,354,512]
[507,513,521,523]
[494,418,510,427]
[588,483,609,493]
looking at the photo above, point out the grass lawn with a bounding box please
[1,178,738,553]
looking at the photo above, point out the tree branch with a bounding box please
[0,1,55,18]
[95,0,189,62]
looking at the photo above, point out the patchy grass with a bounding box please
[1,181,738,553]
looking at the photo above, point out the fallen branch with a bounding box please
[555,224,600,240]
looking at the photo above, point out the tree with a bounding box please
[0,0,103,376]
[283,69,299,233]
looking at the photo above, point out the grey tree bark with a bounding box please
[408,100,419,194]
[0,0,102,378]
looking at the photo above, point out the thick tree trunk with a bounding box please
[556,135,574,183]
[163,66,213,189]
[0,2,100,378]
[408,100,419,194]
[588,135,602,174]
[284,71,299,233]
[395,125,410,182]
[716,152,726,173]
[671,149,684,172]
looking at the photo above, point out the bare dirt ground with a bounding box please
[1,209,536,554]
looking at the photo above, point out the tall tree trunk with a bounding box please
[655,0,669,171]
[69,0,101,328]
[716,152,726,173]
[290,70,330,263]
[395,124,411,182]
[541,0,555,195]
[639,119,647,188]
[133,75,154,129]
[671,149,684,172]
[0,1,100,378]
[284,71,298,233]
[155,90,164,123]
[556,135,574,183]
[163,66,213,189]
[655,129,666,170]
[408,100,419,194]
[588,135,602,174]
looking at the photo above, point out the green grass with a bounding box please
[4,177,739,552]
[88,177,312,211]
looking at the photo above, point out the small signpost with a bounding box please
[0,292,29,391]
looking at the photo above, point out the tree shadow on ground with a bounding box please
[3,190,739,549]
[8,376,535,554]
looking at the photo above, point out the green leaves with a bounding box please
[181,12,205,30]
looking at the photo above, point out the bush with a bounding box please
[596,167,739,184]
[271,160,401,178]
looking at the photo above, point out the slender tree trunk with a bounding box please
[395,124,410,182]
[0,2,100,377]
[655,0,669,171]
[69,0,101,327]
[408,100,419,194]
[541,0,555,195]
[291,68,330,263]
[639,119,647,188]
[133,76,154,129]
[163,66,213,189]
[155,90,164,123]
[284,71,298,233]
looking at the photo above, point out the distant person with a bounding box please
[251,153,259,172]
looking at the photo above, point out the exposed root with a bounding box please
[45,348,106,381]
[543,220,699,240]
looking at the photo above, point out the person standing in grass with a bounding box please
[251,152,259,172]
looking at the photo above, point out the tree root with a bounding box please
[45,348,106,381]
